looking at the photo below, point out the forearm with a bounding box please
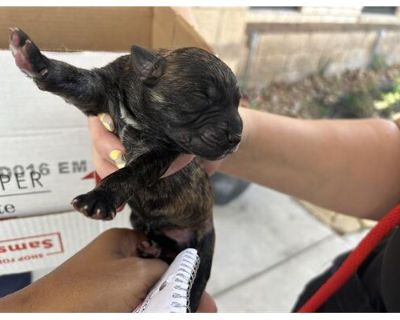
[0,273,70,312]
[221,108,400,219]
[0,286,35,312]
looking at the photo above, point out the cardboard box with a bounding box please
[0,49,134,275]
[0,7,212,52]
[0,50,123,218]
[0,208,132,275]
[0,7,211,275]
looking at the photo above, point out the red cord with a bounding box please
[297,203,400,312]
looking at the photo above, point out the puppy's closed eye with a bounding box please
[190,92,212,109]
[206,86,217,100]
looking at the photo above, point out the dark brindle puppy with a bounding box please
[9,28,242,312]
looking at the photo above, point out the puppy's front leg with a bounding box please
[72,151,179,220]
[9,28,108,115]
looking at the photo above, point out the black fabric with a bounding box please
[0,272,31,298]
[292,228,400,312]
[381,228,400,311]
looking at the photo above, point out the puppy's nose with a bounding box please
[227,132,241,145]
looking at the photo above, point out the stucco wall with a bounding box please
[192,7,400,87]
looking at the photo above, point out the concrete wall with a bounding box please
[192,7,248,78]
[192,7,400,88]
[246,26,400,87]
[247,30,377,86]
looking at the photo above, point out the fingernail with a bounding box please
[109,150,126,169]
[99,113,114,132]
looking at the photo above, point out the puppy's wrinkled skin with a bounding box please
[9,28,242,312]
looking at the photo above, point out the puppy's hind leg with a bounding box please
[137,226,215,312]
[189,227,215,313]
[9,28,108,115]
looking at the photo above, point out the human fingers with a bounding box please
[196,291,217,313]
[199,159,225,176]
[90,115,195,179]
[124,257,168,296]
[88,115,126,170]
[92,146,118,179]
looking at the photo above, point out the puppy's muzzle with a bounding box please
[227,132,241,146]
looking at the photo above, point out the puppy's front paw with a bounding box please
[72,190,117,220]
[9,27,48,78]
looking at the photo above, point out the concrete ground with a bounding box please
[32,182,368,312]
[208,183,367,312]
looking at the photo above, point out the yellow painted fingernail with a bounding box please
[109,150,126,168]
[99,113,114,132]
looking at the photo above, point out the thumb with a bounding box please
[124,257,168,298]
[139,258,169,285]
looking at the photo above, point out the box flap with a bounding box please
[152,7,213,52]
[0,7,153,51]
[0,7,212,52]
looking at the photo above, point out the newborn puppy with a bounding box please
[9,28,242,312]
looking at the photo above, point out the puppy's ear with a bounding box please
[130,45,165,85]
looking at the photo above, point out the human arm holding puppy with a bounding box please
[221,108,400,220]
[0,228,216,312]
[3,106,394,312]
[93,107,400,221]
[0,229,167,312]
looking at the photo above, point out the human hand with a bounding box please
[0,228,217,312]
[0,228,166,312]
[88,113,225,179]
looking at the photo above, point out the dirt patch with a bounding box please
[242,65,400,120]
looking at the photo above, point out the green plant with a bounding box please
[317,57,332,77]
[328,91,376,119]
[369,53,387,71]
[374,78,400,119]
